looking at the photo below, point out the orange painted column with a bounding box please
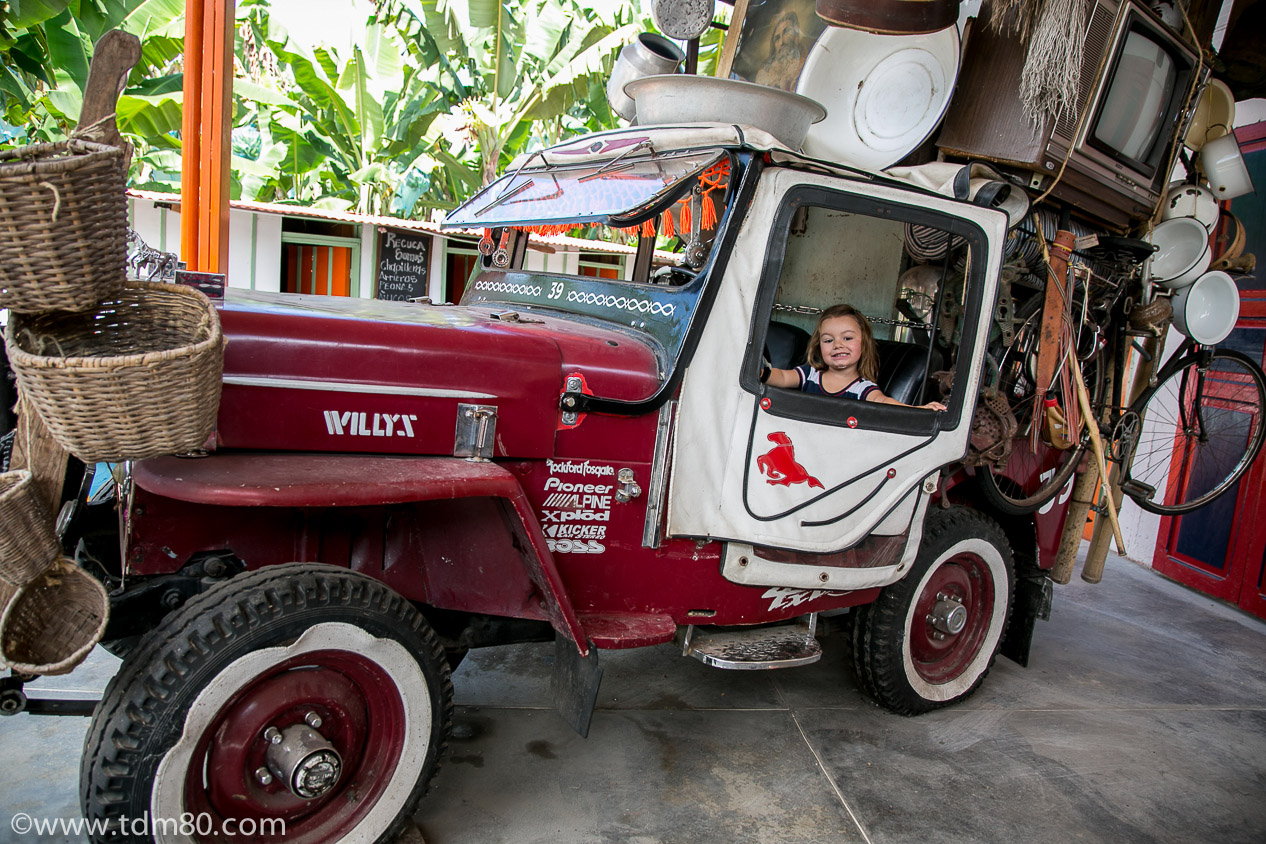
[181,0,234,274]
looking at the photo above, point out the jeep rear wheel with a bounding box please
[80,564,452,844]
[848,508,1014,715]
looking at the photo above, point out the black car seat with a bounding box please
[765,321,941,406]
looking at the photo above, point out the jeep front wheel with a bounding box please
[80,564,452,844]
[849,508,1014,715]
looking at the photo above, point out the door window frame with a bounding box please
[739,183,992,438]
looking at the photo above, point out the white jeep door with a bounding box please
[666,167,1006,587]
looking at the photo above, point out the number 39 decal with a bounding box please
[548,281,564,300]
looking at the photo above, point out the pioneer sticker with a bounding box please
[324,411,417,438]
[541,461,615,554]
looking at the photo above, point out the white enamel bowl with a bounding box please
[1200,133,1255,200]
[1146,217,1211,290]
[1172,270,1240,345]
[795,24,960,171]
[1160,183,1220,231]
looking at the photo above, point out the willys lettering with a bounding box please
[324,411,417,438]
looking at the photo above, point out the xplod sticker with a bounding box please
[540,461,614,554]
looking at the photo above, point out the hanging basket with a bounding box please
[0,470,61,586]
[0,139,128,313]
[0,558,109,675]
[5,281,225,463]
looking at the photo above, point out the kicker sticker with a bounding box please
[541,460,613,554]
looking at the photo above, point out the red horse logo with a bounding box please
[756,432,823,489]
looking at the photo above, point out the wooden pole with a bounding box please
[1051,462,1098,584]
[1070,351,1126,557]
[715,0,750,79]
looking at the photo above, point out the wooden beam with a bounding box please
[180,0,204,268]
[182,0,234,274]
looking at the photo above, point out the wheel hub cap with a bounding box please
[928,597,967,636]
[264,723,343,800]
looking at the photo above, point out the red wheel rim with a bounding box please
[908,552,995,684]
[181,649,407,844]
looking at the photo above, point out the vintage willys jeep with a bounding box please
[72,125,1073,842]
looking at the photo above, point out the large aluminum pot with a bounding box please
[624,75,827,149]
[606,34,685,122]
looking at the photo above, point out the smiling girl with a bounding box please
[760,304,947,411]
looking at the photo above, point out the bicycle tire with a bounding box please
[1124,348,1266,516]
[978,297,1105,515]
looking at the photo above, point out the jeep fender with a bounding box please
[131,454,591,654]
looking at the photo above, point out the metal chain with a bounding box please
[771,302,925,329]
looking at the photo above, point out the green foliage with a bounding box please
[3,0,701,221]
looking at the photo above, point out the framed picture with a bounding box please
[722,0,826,92]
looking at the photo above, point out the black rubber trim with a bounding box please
[740,399,936,523]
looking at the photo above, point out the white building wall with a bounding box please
[227,208,282,292]
[128,198,181,261]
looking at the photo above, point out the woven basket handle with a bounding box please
[72,29,142,150]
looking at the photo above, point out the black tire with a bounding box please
[979,296,1104,515]
[80,564,453,844]
[848,508,1014,715]
[1124,348,1266,515]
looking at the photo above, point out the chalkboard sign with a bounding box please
[375,229,430,301]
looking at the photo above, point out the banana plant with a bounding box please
[379,0,653,189]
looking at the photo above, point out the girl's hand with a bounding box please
[921,401,948,411]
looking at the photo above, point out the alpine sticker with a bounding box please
[756,432,823,489]
[540,460,614,554]
[324,411,417,438]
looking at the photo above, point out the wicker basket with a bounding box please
[0,470,61,586]
[5,281,225,463]
[0,140,127,313]
[0,558,108,675]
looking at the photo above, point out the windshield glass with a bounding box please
[445,149,727,230]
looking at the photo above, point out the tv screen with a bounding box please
[1084,6,1194,184]
[1093,30,1177,164]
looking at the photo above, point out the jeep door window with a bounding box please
[749,186,989,437]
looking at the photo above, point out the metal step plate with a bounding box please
[682,615,821,670]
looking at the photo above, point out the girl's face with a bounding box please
[818,315,865,373]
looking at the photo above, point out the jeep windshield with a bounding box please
[442,146,743,370]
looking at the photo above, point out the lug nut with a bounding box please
[305,711,322,729]
[263,726,282,745]
[256,767,273,785]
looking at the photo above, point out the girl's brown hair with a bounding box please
[807,304,879,381]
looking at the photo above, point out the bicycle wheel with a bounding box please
[978,297,1104,515]
[1124,348,1266,515]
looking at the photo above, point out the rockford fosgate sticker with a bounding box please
[324,411,417,437]
[541,461,614,554]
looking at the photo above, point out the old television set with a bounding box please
[937,0,1200,229]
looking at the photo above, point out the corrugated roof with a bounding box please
[127,189,679,260]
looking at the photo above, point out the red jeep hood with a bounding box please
[214,291,659,457]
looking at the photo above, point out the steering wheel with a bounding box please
[650,265,697,286]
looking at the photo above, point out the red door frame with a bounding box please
[1152,121,1266,617]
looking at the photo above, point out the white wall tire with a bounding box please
[848,508,1014,715]
[81,564,452,844]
